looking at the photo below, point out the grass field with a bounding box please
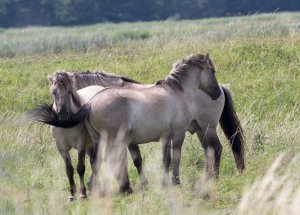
[0,12,300,214]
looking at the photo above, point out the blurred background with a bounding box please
[1,0,300,27]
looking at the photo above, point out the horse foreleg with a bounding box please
[77,149,87,199]
[88,142,102,197]
[85,121,102,197]
[161,137,172,187]
[171,134,185,185]
[62,153,77,201]
[128,144,148,189]
[196,129,222,178]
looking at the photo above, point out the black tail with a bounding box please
[220,86,245,172]
[27,103,90,128]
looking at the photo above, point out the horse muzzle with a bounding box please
[58,110,69,120]
[209,86,222,100]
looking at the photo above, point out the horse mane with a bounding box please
[68,71,141,89]
[156,54,212,91]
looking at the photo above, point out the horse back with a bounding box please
[88,87,191,143]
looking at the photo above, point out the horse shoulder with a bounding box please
[166,92,193,128]
[192,86,225,127]
[89,89,131,127]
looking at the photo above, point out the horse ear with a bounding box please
[47,75,53,84]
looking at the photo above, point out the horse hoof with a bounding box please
[172,177,181,186]
[68,196,75,202]
[172,180,181,186]
[79,194,87,200]
[120,187,133,196]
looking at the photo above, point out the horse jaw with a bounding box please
[198,69,221,100]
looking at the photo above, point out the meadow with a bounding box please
[0,12,299,214]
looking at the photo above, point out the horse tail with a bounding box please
[27,103,90,128]
[220,85,245,173]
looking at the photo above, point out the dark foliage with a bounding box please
[0,0,299,27]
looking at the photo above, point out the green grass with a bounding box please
[0,12,300,214]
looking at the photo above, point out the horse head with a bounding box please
[167,53,221,100]
[196,53,221,100]
[48,72,82,120]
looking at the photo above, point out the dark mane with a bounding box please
[67,71,141,89]
[155,54,210,91]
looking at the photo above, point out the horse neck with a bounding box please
[70,90,83,113]
[73,75,106,89]
[178,69,200,103]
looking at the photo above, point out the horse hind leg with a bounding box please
[128,144,149,189]
[171,133,185,186]
[161,137,172,187]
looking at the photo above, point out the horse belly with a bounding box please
[129,117,170,143]
[129,128,162,143]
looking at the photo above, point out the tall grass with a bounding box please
[0,12,299,214]
[236,153,300,215]
[0,12,299,58]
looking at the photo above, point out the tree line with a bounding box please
[0,0,299,27]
